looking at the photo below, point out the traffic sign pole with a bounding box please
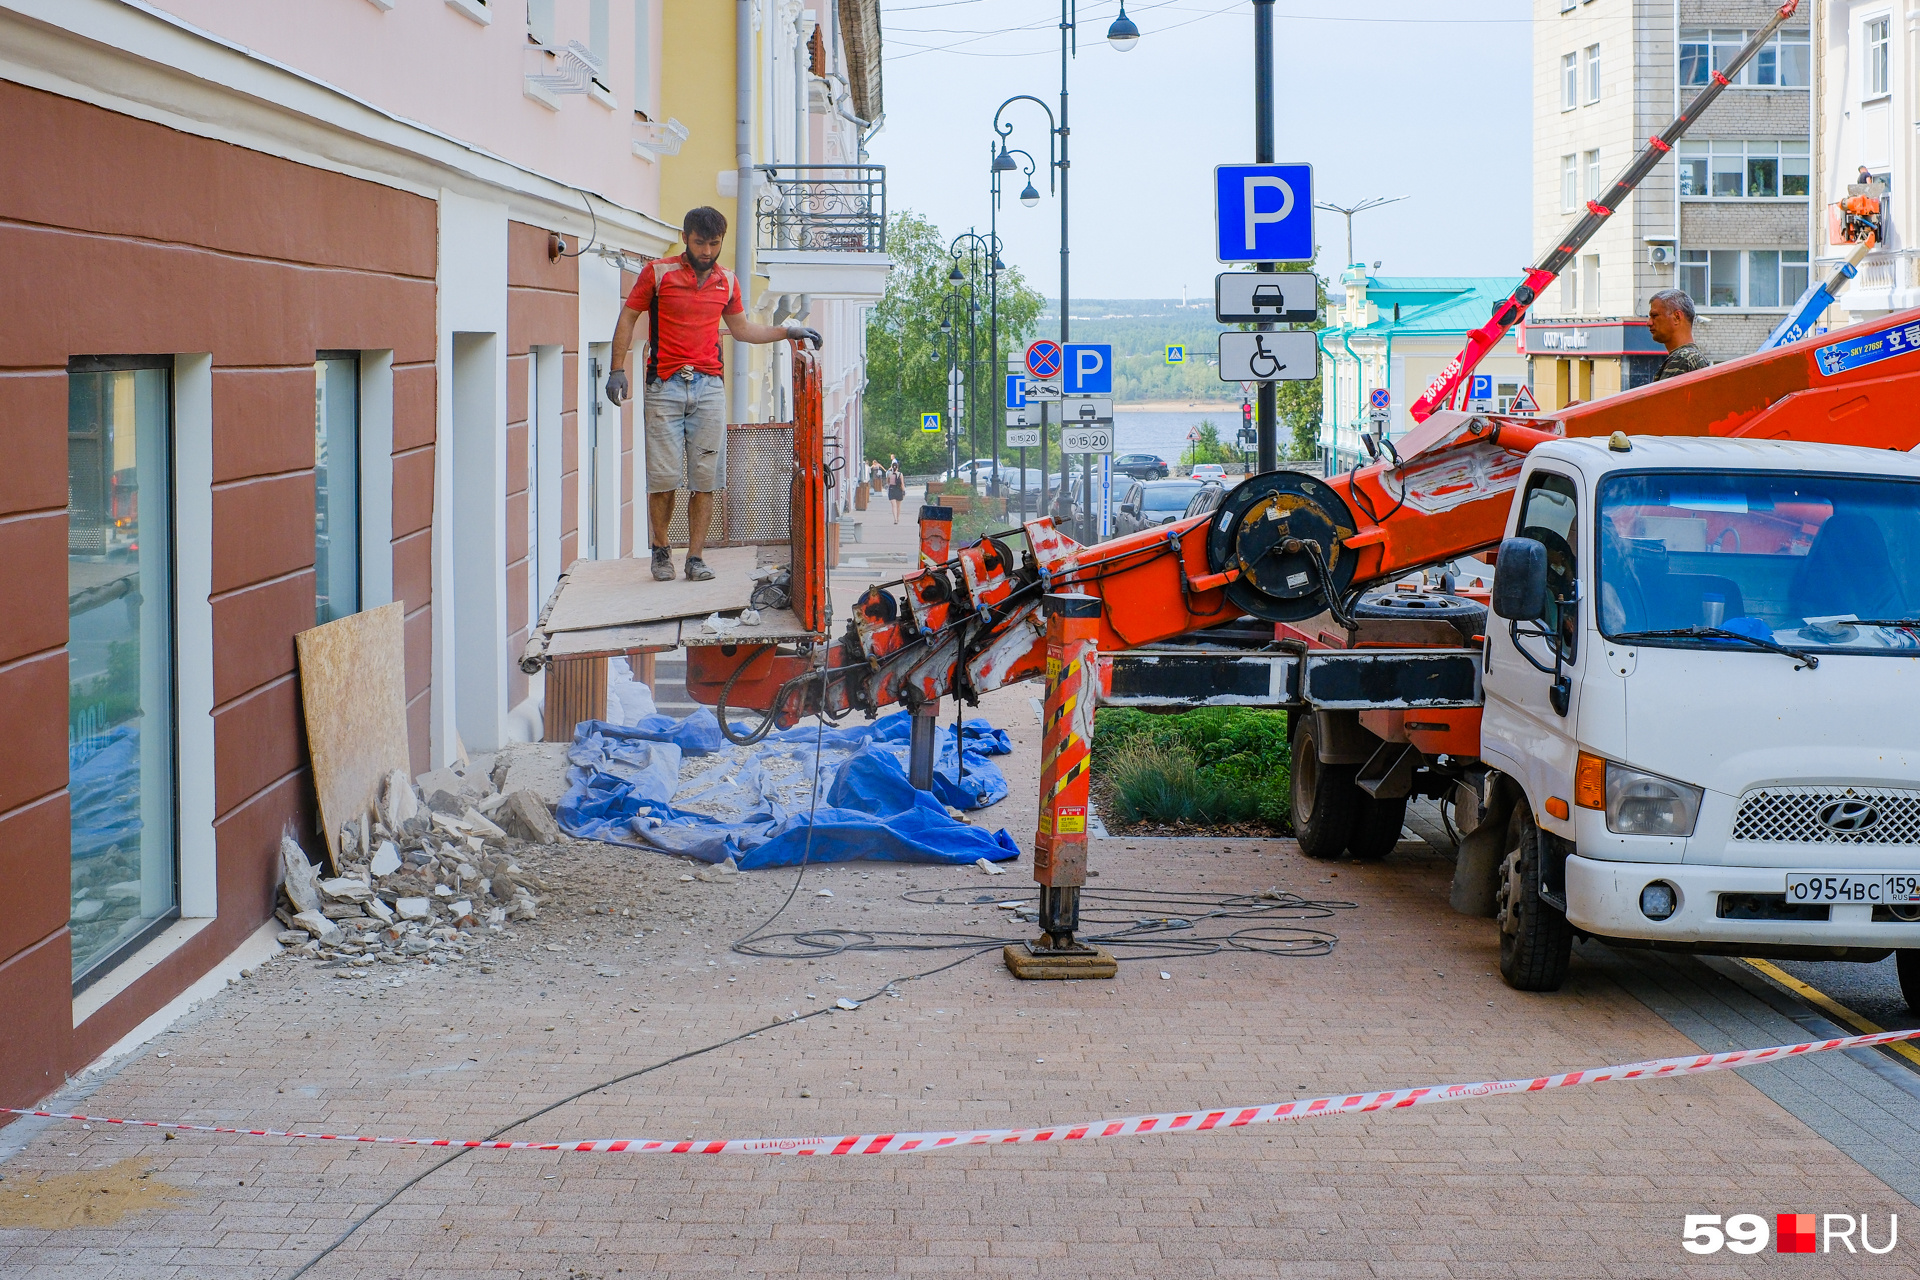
[1254,0,1277,473]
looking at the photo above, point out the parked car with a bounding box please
[1189,462,1228,483]
[940,458,997,486]
[984,466,1074,516]
[1182,481,1227,520]
[1114,479,1206,536]
[1114,452,1169,481]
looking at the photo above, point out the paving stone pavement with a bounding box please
[6,512,1920,1275]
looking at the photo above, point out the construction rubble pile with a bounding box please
[273,745,570,973]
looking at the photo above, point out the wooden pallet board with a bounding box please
[542,547,759,633]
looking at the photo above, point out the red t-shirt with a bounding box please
[625,255,745,380]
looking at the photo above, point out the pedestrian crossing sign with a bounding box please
[1166,344,1186,365]
[920,412,941,433]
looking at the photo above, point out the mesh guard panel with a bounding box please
[662,422,794,547]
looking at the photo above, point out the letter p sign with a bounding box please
[1215,163,1314,264]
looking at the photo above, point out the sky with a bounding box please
[867,0,1534,301]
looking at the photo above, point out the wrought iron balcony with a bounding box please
[754,165,886,253]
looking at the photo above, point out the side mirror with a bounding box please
[1492,537,1549,620]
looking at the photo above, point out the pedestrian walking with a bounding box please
[886,462,906,524]
[605,206,821,582]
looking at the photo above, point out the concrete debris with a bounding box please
[700,612,742,635]
[290,910,342,944]
[693,856,739,883]
[975,858,1007,876]
[280,834,321,914]
[462,807,508,840]
[382,769,418,828]
[491,741,571,806]
[499,789,563,844]
[369,841,401,877]
[275,761,568,978]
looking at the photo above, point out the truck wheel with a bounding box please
[1495,806,1572,991]
[1898,951,1920,1012]
[1290,714,1358,861]
[1346,794,1408,861]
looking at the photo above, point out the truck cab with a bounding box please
[1473,435,1920,991]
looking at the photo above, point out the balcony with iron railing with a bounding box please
[752,165,892,300]
[754,164,886,252]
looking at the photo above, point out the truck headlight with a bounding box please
[1604,763,1704,837]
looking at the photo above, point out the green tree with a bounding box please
[863,211,1046,474]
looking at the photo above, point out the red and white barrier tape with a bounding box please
[11,1026,1918,1156]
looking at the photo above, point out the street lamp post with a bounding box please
[1313,195,1410,270]
[949,231,1001,497]
[992,145,1037,517]
[994,0,1140,545]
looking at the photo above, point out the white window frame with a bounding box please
[1585,44,1601,104]
[1584,149,1601,203]
[1581,254,1600,315]
[1561,153,1579,213]
[1675,139,1810,200]
[1866,16,1891,99]
[1561,52,1578,111]
[1676,247,1810,309]
[1678,27,1810,89]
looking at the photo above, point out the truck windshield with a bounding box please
[1597,471,1920,653]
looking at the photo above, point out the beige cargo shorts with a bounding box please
[644,370,727,493]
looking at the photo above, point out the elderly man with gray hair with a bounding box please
[1646,289,1711,380]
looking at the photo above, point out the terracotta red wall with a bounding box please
[505,222,580,711]
[0,82,437,1103]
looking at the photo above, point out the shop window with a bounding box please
[315,353,361,625]
[67,357,178,989]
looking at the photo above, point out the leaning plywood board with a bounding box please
[542,547,758,633]
[296,602,410,872]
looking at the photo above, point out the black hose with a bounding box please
[716,645,781,746]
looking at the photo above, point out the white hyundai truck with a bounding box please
[1457,434,1920,994]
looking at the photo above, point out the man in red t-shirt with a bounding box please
[606,206,820,581]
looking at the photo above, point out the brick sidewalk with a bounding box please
[3,681,1916,1278]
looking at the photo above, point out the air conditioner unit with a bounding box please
[1648,243,1676,266]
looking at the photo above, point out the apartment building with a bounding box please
[0,0,884,1117]
[1528,1,1814,404]
[1813,2,1915,317]
[1319,271,1529,473]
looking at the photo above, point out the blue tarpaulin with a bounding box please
[555,709,1021,869]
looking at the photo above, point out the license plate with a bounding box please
[1785,873,1920,905]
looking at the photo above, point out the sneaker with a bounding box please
[683,555,715,582]
[650,546,674,581]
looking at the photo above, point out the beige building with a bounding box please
[1529,0,1814,404]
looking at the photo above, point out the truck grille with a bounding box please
[1730,786,1920,845]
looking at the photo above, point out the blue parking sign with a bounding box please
[1215,163,1314,263]
[1469,374,1493,402]
[1062,344,1112,394]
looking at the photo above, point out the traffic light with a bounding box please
[1241,401,1252,426]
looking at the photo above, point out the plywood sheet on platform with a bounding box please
[679,606,812,646]
[296,602,409,872]
[543,618,684,660]
[542,547,759,632]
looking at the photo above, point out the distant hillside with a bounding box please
[1038,299,1240,405]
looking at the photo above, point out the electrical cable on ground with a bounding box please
[733,886,1356,963]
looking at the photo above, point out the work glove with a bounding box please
[783,321,824,349]
[604,368,630,405]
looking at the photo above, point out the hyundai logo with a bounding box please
[1818,799,1882,833]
